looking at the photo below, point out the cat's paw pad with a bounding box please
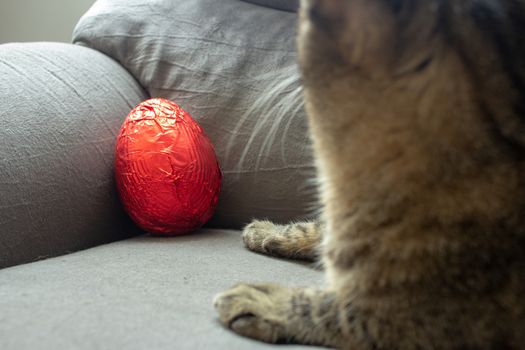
[213,283,289,343]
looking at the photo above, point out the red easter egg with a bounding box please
[115,98,222,235]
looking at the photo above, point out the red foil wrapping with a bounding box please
[115,98,222,235]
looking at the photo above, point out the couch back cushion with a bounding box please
[73,0,317,229]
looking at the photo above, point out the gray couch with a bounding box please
[0,0,325,349]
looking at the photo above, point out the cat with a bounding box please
[214,0,525,348]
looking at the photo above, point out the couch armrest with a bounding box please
[0,42,148,268]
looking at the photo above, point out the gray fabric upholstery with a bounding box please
[241,0,299,11]
[0,42,148,268]
[0,4,323,349]
[73,0,318,229]
[0,229,324,350]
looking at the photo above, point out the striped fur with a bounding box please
[242,220,322,261]
[215,1,525,348]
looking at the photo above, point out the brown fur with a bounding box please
[242,220,322,261]
[215,0,525,348]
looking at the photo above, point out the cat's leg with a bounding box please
[215,283,460,350]
[214,283,345,348]
[242,220,322,261]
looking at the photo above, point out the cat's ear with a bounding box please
[304,0,418,23]
[306,0,347,28]
[301,0,399,75]
[300,0,442,78]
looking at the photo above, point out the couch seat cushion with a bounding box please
[0,229,324,349]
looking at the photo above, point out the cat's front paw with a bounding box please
[242,220,280,254]
[242,220,321,261]
[213,283,291,343]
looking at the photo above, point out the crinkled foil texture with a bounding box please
[115,98,222,235]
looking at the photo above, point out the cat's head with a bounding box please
[298,0,525,150]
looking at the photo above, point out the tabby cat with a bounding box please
[214,0,525,348]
